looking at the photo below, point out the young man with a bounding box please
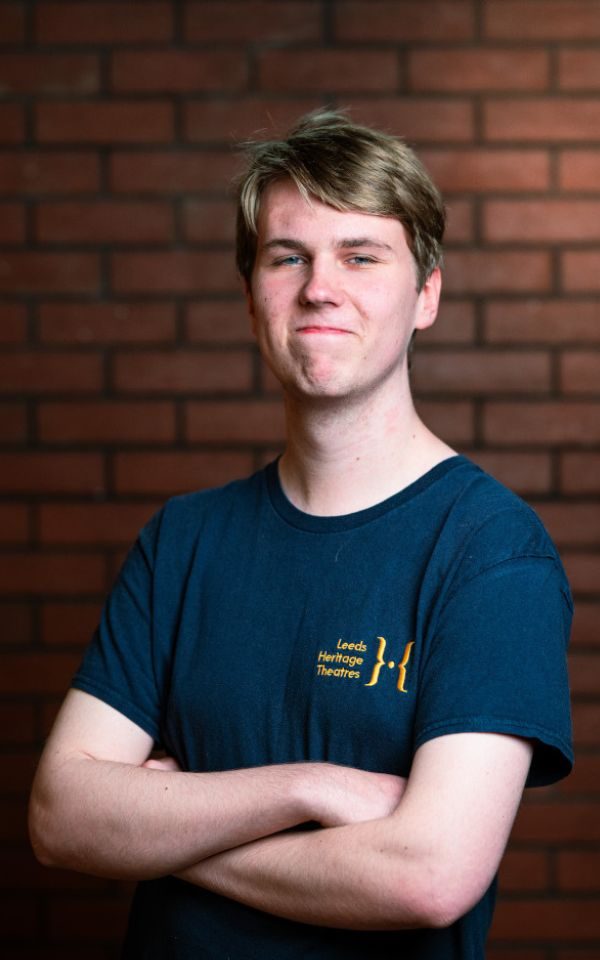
[30,111,572,959]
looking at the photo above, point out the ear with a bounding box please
[414,267,442,332]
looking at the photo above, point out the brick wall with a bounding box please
[1,1,599,956]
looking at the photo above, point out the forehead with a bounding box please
[256,179,408,249]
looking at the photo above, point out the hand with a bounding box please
[142,755,181,773]
[309,764,407,828]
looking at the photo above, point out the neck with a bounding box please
[278,383,455,516]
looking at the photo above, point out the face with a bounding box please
[247,179,441,406]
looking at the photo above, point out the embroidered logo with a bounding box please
[314,636,414,693]
[364,636,415,693]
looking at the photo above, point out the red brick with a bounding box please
[561,452,600,494]
[36,201,173,245]
[40,503,159,545]
[0,848,111,892]
[48,895,129,942]
[442,201,474,245]
[563,552,600,594]
[487,950,545,960]
[0,403,27,441]
[185,301,253,344]
[443,252,551,294]
[0,503,29,544]
[334,0,474,41]
[412,349,550,394]
[563,251,600,292]
[561,352,600,394]
[492,897,600,940]
[2,750,38,793]
[486,99,600,141]
[409,49,549,92]
[35,3,173,43]
[572,702,600,746]
[0,53,99,94]
[571,600,600,646]
[556,754,600,794]
[560,150,600,190]
[258,49,399,93]
[0,253,99,294]
[110,149,240,193]
[112,252,238,294]
[0,203,25,244]
[557,954,600,960]
[0,151,99,194]
[560,48,600,89]
[558,850,600,890]
[184,97,321,143]
[512,802,600,843]
[0,303,27,343]
[0,799,29,843]
[185,1,322,42]
[36,102,173,144]
[349,99,475,143]
[0,704,35,745]
[421,149,550,192]
[498,849,550,892]
[41,601,102,646]
[535,502,600,546]
[0,603,32,645]
[484,200,600,243]
[485,1,600,39]
[0,352,102,394]
[39,401,176,444]
[485,402,600,445]
[0,895,38,939]
[182,199,236,244]
[0,653,82,694]
[0,453,104,495]
[114,451,252,495]
[113,349,251,393]
[413,400,474,446]
[39,302,176,344]
[186,400,285,444]
[112,51,247,93]
[0,4,25,43]
[485,299,600,344]
[0,553,105,596]
[419,300,475,345]
[467,451,552,495]
[0,104,24,142]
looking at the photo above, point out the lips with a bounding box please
[296,325,352,335]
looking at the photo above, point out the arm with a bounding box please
[178,732,533,930]
[29,688,405,881]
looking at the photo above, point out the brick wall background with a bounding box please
[1,0,599,956]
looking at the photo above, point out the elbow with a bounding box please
[385,856,489,930]
[28,785,68,870]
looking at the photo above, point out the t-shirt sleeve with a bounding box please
[72,508,164,742]
[414,551,573,788]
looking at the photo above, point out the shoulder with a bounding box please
[432,457,570,598]
[136,467,267,558]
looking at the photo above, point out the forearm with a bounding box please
[178,734,534,930]
[30,756,321,881]
[178,819,435,930]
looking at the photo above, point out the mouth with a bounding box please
[296,325,352,335]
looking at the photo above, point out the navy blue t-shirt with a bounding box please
[73,455,573,959]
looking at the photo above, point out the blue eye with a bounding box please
[348,255,375,265]
[275,255,304,266]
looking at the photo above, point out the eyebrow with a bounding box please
[261,237,394,252]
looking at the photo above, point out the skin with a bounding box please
[29,179,534,934]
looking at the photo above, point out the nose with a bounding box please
[299,257,344,307]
